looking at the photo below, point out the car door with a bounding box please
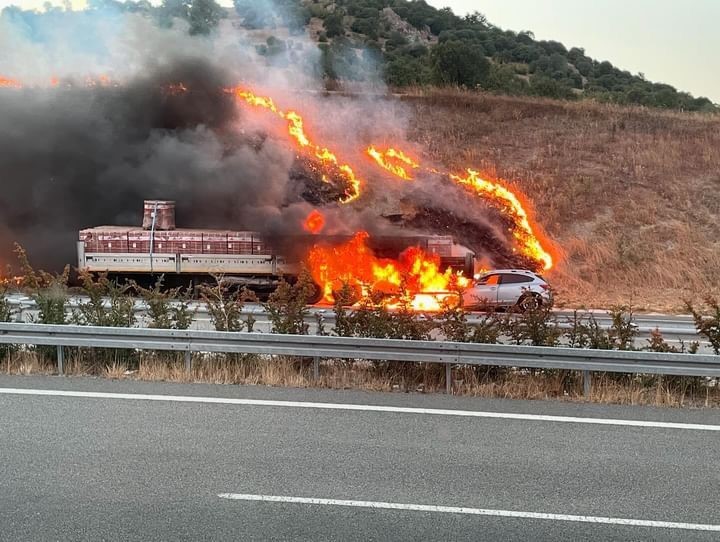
[497,273,534,305]
[466,273,500,307]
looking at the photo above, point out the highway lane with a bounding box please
[1,375,719,541]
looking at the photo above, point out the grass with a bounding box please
[403,89,720,312]
[3,350,718,408]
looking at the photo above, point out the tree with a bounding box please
[158,0,190,26]
[323,11,345,38]
[189,0,224,35]
[431,40,490,87]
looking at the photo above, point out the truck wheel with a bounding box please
[306,282,324,305]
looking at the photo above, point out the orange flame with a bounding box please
[0,76,22,89]
[308,231,469,311]
[229,87,361,203]
[449,169,553,270]
[303,209,325,234]
[366,146,419,180]
[364,144,554,271]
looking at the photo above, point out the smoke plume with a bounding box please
[0,4,530,273]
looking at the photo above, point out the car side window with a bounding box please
[499,274,533,284]
[481,274,499,285]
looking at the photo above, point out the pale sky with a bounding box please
[2,0,718,102]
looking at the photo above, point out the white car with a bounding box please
[463,269,552,311]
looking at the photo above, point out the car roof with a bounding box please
[477,269,545,280]
[480,269,538,275]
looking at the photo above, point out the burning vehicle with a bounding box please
[78,200,477,306]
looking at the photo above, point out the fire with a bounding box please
[308,231,469,311]
[450,169,553,270]
[229,87,361,203]
[0,76,22,89]
[303,209,325,234]
[366,146,419,180]
[364,143,554,271]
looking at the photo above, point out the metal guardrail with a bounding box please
[0,323,717,396]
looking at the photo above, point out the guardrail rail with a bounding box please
[0,323,717,396]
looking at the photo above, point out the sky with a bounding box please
[2,0,718,102]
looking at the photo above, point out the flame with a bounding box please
[449,169,553,270]
[303,209,325,234]
[308,232,469,311]
[229,87,361,203]
[0,76,22,89]
[366,146,419,180]
[364,143,554,271]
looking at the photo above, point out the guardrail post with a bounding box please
[313,356,320,381]
[445,363,452,395]
[184,350,192,372]
[56,345,64,375]
[583,370,591,398]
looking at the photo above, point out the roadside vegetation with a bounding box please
[2,252,720,408]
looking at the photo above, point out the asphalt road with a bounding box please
[1,375,719,541]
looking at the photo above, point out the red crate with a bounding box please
[96,231,128,253]
[162,231,203,254]
[202,232,229,254]
[79,230,100,252]
[228,232,253,255]
[252,236,272,254]
[127,230,151,253]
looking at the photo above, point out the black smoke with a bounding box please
[0,57,317,270]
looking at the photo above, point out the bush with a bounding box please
[265,269,316,334]
[134,277,195,330]
[687,297,720,355]
[333,289,432,340]
[199,277,257,332]
[505,305,561,346]
[431,40,490,87]
[15,244,68,325]
[72,271,135,327]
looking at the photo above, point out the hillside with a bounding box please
[400,89,720,310]
[232,0,718,112]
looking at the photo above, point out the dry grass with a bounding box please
[404,89,720,312]
[3,350,718,408]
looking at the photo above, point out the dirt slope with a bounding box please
[404,89,720,311]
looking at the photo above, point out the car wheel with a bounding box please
[517,293,542,312]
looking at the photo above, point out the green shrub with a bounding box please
[506,305,561,346]
[133,277,195,330]
[687,297,720,355]
[199,277,257,332]
[265,269,316,334]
